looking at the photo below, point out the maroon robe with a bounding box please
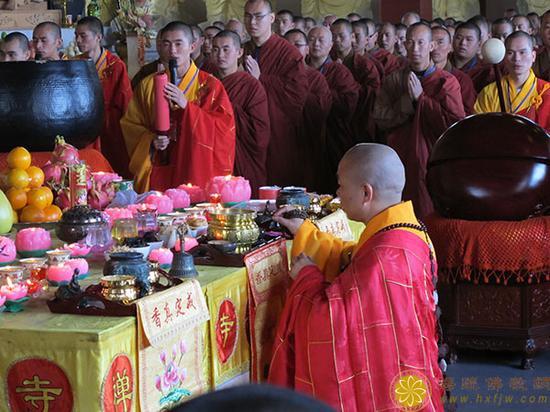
[245,35,308,186]
[445,61,477,115]
[451,54,495,93]
[373,67,465,218]
[534,48,550,81]
[221,71,270,196]
[301,66,332,192]
[371,47,406,76]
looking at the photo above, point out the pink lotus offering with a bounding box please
[92,172,122,188]
[0,236,17,264]
[16,228,52,257]
[0,279,28,301]
[177,183,206,204]
[174,237,199,252]
[145,193,174,214]
[0,294,5,307]
[164,189,191,209]
[149,248,173,267]
[46,263,74,285]
[206,175,251,203]
[103,208,133,226]
[63,243,91,257]
[66,258,89,278]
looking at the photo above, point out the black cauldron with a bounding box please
[427,113,550,221]
[0,60,103,151]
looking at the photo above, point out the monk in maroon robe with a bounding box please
[213,30,270,196]
[285,29,332,193]
[351,20,385,80]
[243,0,307,187]
[269,144,443,412]
[373,23,465,218]
[534,10,550,81]
[372,21,406,76]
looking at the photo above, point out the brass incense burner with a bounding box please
[100,275,138,303]
[207,208,260,253]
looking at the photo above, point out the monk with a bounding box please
[269,143,444,412]
[293,16,306,33]
[199,25,221,73]
[243,0,308,187]
[285,29,332,193]
[475,31,549,130]
[350,20,384,79]
[395,23,407,56]
[512,15,533,35]
[370,20,405,76]
[75,17,133,178]
[373,23,465,218]
[467,15,490,46]
[212,30,270,195]
[347,12,361,22]
[492,18,514,42]
[401,11,421,27]
[304,17,316,33]
[432,26,477,114]
[190,25,205,66]
[307,26,360,193]
[450,22,494,92]
[275,10,294,37]
[0,32,30,61]
[534,10,549,81]
[226,18,247,43]
[121,21,235,192]
[32,22,63,60]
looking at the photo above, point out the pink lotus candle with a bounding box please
[145,193,174,214]
[149,248,173,266]
[16,228,52,257]
[164,188,191,209]
[92,172,122,188]
[66,259,89,278]
[206,175,252,203]
[174,237,199,252]
[177,183,206,204]
[46,264,74,284]
[63,243,91,257]
[0,236,16,264]
[0,294,5,307]
[0,278,28,300]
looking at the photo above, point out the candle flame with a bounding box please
[6,277,13,287]
[224,175,232,181]
[187,183,193,187]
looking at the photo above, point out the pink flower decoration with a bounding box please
[154,375,162,392]
[164,362,180,388]
[0,236,16,263]
[149,248,173,265]
[206,175,251,203]
[164,188,191,209]
[63,243,91,257]
[179,368,187,383]
[160,350,167,365]
[179,340,187,355]
[15,228,52,252]
[177,184,206,204]
[144,194,174,214]
[66,258,89,276]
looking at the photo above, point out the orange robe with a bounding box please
[373,67,465,218]
[121,61,235,192]
[95,49,133,178]
[269,201,443,412]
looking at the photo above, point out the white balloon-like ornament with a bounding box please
[481,38,506,64]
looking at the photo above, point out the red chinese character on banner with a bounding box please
[163,301,173,323]
[215,299,238,364]
[186,292,197,310]
[102,354,134,412]
[175,297,186,317]
[151,306,162,328]
[7,358,74,412]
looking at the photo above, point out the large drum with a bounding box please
[0,60,103,152]
[427,113,550,221]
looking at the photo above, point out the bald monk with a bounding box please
[285,29,332,192]
[32,21,63,60]
[368,19,405,76]
[450,22,494,92]
[274,9,294,37]
[395,23,407,57]
[475,31,550,130]
[0,32,30,61]
[491,18,514,42]
[226,18,247,43]
[269,143,444,412]
[350,20,384,80]
[373,23,465,218]
[121,21,235,192]
[306,26,360,193]
[401,11,421,27]
[243,0,308,187]
[75,16,133,178]
[512,15,533,35]
[200,25,221,73]
[212,30,270,195]
[432,26,477,114]
[534,10,549,81]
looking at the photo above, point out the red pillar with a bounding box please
[373,0,433,23]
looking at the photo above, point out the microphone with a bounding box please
[168,59,178,85]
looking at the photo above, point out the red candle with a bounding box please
[154,72,170,133]
[258,186,281,200]
[177,183,206,204]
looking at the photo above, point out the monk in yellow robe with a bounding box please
[475,31,550,130]
[121,21,235,192]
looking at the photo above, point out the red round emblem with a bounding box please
[102,354,134,412]
[7,358,74,412]
[215,299,238,363]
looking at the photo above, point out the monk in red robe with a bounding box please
[285,29,332,193]
[269,143,444,412]
[306,26,360,193]
[121,21,235,192]
[243,0,307,187]
[212,30,270,196]
[75,17,133,178]
[373,23,465,218]
[372,21,407,76]
[351,20,385,80]
[450,22,494,93]
[432,26,477,114]
[475,31,550,130]
[534,10,550,81]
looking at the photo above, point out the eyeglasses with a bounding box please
[244,13,270,22]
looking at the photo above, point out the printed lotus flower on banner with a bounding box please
[154,339,191,407]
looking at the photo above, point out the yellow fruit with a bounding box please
[39,186,54,206]
[44,205,62,222]
[20,205,45,223]
[0,169,10,191]
[26,166,45,188]
[12,209,18,224]
[0,190,14,233]
[27,188,49,210]
[7,147,31,170]
[7,169,30,189]
[6,187,27,210]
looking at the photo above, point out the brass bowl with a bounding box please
[100,275,138,303]
[208,208,257,225]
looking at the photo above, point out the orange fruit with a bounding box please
[26,166,45,188]
[6,187,27,210]
[43,204,62,222]
[27,188,49,210]
[7,169,30,189]
[39,186,54,206]
[20,204,45,223]
[7,147,31,170]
